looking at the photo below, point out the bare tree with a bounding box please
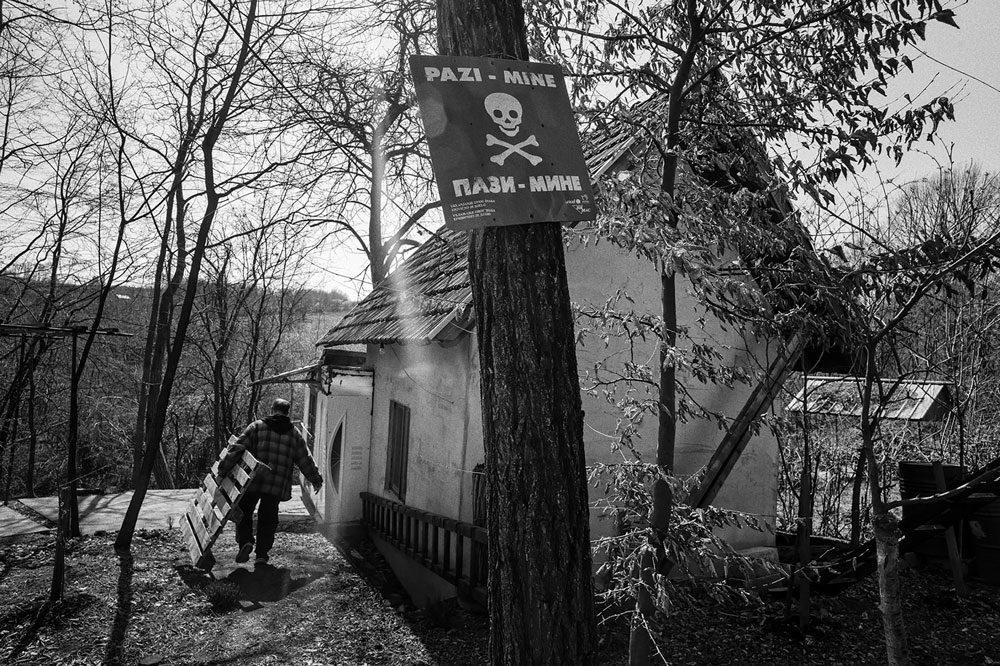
[113,0,320,551]
[192,204,317,452]
[268,0,438,286]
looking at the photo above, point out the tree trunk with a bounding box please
[117,0,259,552]
[629,479,673,663]
[0,338,37,499]
[874,510,909,666]
[796,424,813,630]
[861,344,909,666]
[26,369,37,497]
[2,409,17,502]
[68,331,80,536]
[437,3,597,665]
[213,348,228,449]
[0,337,48,499]
[850,446,866,547]
[470,224,597,666]
[369,140,385,286]
[0,337,25,501]
[153,446,174,489]
[131,199,175,488]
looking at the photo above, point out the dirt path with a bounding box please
[0,520,489,665]
[0,489,311,540]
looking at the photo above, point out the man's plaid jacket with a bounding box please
[219,414,322,501]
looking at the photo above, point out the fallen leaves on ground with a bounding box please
[1,523,487,666]
[2,521,1000,665]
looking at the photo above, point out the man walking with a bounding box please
[219,398,322,566]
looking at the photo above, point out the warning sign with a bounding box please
[410,55,596,230]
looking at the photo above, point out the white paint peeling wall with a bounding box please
[304,372,374,532]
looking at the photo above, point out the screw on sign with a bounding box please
[484,92,542,166]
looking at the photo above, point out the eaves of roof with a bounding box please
[317,228,473,347]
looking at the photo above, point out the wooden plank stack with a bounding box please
[180,445,270,570]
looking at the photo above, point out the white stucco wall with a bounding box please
[366,338,482,523]
[564,228,779,550]
[328,229,782,558]
[462,339,486,525]
[304,372,374,536]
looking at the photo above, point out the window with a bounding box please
[329,420,344,492]
[306,386,318,448]
[385,400,411,500]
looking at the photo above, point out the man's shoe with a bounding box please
[254,555,269,566]
[235,543,253,563]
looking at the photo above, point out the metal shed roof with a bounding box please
[786,375,954,421]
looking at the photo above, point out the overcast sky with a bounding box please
[871,0,1000,181]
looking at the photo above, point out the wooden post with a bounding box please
[797,364,813,630]
[932,461,967,597]
[49,485,71,602]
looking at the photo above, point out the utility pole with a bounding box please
[435,2,597,665]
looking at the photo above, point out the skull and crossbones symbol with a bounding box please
[484,92,542,166]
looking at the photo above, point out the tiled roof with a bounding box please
[317,228,472,346]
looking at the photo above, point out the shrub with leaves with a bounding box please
[590,461,785,611]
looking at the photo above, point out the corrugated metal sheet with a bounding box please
[580,96,668,181]
[250,362,324,386]
[786,376,954,421]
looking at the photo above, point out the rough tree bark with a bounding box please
[850,447,866,547]
[437,2,597,665]
[873,511,907,666]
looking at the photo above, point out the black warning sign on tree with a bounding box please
[410,55,596,230]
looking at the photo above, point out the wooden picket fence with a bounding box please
[179,446,270,570]
[361,492,487,606]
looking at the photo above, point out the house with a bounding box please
[297,224,793,605]
[292,99,833,606]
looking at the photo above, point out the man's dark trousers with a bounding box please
[235,491,280,559]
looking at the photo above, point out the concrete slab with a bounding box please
[2,487,312,538]
[0,503,48,537]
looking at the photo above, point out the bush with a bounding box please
[589,461,784,611]
[204,580,241,612]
